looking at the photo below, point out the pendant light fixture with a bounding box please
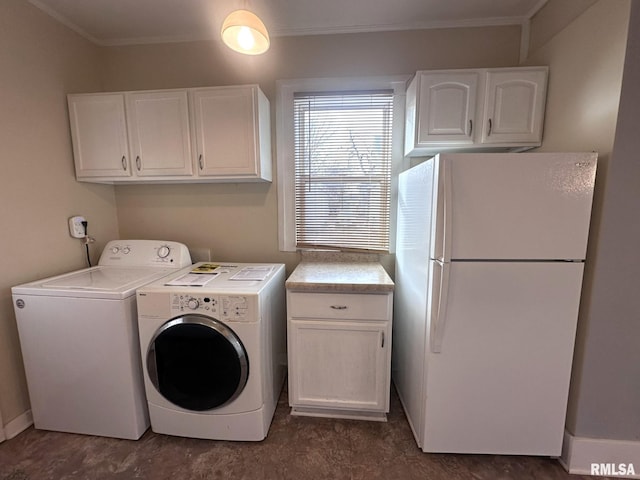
[221,8,270,55]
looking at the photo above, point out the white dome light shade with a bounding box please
[221,9,270,55]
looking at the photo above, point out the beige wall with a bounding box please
[0,1,120,428]
[525,0,633,439]
[102,26,521,94]
[107,26,522,275]
[578,1,640,439]
[528,0,598,53]
[569,1,640,440]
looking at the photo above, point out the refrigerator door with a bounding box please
[431,152,597,261]
[423,260,584,455]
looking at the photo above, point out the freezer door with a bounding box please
[423,261,584,455]
[431,152,597,261]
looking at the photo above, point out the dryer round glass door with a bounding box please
[147,314,249,411]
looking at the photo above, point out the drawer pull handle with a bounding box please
[330,305,348,310]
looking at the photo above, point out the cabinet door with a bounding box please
[415,72,479,145]
[288,319,389,412]
[126,91,193,177]
[68,94,131,178]
[191,86,260,178]
[481,68,547,144]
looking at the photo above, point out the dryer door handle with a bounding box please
[147,343,159,389]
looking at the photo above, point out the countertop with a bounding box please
[285,261,394,293]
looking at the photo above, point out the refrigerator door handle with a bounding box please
[430,260,450,354]
[443,160,453,262]
[434,158,453,262]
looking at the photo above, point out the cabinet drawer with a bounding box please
[288,292,391,321]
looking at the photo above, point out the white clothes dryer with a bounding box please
[136,262,286,441]
[11,240,192,440]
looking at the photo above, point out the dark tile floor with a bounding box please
[0,387,612,480]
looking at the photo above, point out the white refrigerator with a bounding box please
[393,152,597,455]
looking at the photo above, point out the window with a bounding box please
[276,77,408,253]
[293,92,393,251]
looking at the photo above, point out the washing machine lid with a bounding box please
[12,266,176,299]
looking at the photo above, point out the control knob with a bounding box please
[110,246,120,254]
[157,245,171,258]
[187,298,199,310]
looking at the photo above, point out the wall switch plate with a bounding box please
[68,216,86,238]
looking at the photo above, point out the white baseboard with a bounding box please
[3,410,33,440]
[561,430,640,478]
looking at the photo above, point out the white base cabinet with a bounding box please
[67,84,271,184]
[287,291,393,421]
[405,67,548,156]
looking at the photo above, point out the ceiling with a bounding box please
[28,0,547,46]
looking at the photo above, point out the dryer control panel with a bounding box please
[170,293,256,322]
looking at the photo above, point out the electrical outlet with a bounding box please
[68,216,86,238]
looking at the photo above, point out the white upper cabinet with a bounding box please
[125,90,193,177]
[481,69,548,145]
[405,67,548,156]
[407,71,479,148]
[67,85,271,184]
[191,86,271,181]
[68,94,131,178]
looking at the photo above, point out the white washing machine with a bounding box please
[136,262,286,441]
[11,240,192,440]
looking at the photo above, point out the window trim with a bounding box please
[276,76,409,253]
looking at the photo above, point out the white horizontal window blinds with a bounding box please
[293,91,394,252]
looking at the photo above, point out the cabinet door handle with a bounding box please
[121,156,127,171]
[468,119,473,136]
[381,331,385,348]
[135,156,141,171]
[198,154,204,170]
[488,118,493,136]
[330,305,347,310]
